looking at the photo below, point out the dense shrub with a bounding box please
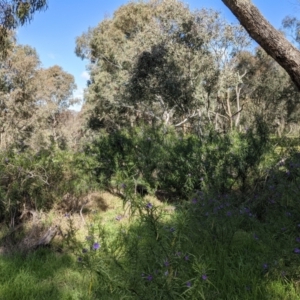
[0,147,98,224]
[86,119,271,200]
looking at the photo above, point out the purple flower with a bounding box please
[164,260,169,267]
[202,274,207,280]
[296,237,300,243]
[184,255,189,261]
[294,248,300,254]
[146,202,153,209]
[226,211,232,217]
[93,242,100,250]
[192,198,198,204]
[147,275,153,281]
[164,271,169,276]
[186,281,192,287]
[263,263,268,270]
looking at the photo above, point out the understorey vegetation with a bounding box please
[1,0,300,299]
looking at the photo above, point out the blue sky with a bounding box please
[16,0,300,110]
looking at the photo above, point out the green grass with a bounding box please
[0,248,96,300]
[1,190,300,299]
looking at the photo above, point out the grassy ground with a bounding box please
[1,190,300,299]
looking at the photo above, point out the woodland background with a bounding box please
[1,1,300,299]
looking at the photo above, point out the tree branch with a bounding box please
[222,0,300,91]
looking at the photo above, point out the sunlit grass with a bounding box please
[1,188,300,299]
[0,248,95,300]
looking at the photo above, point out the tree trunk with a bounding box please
[221,0,300,91]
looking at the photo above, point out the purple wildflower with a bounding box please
[164,260,169,267]
[146,202,153,209]
[164,271,169,276]
[147,275,153,281]
[93,242,100,250]
[184,255,189,261]
[263,263,268,270]
[294,248,300,254]
[296,237,300,243]
[192,198,198,204]
[202,274,207,280]
[186,281,192,287]
[226,211,232,217]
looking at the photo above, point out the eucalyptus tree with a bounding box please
[0,43,40,149]
[233,47,300,136]
[0,38,78,150]
[0,0,48,58]
[34,65,79,148]
[221,0,300,92]
[76,0,250,133]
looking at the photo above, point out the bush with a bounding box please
[0,147,98,224]
[86,119,271,200]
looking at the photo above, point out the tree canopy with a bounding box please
[0,0,48,57]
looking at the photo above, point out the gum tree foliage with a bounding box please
[221,0,300,92]
[0,43,40,149]
[234,48,300,136]
[34,65,80,148]
[0,37,78,150]
[76,0,250,132]
[0,0,47,57]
